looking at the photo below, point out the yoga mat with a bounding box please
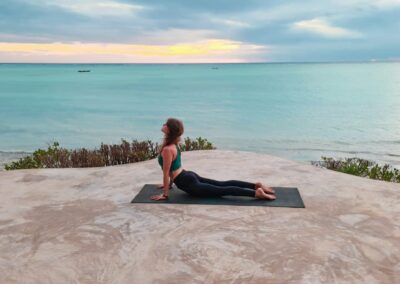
[131,184,305,208]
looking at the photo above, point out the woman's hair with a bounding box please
[159,117,184,154]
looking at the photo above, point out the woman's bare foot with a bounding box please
[255,188,276,200]
[255,182,275,194]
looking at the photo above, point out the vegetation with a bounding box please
[312,156,400,183]
[4,137,215,170]
[6,140,399,184]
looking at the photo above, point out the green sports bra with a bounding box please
[158,144,182,172]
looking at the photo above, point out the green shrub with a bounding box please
[312,156,400,183]
[4,137,216,170]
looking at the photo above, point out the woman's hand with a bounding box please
[150,194,168,201]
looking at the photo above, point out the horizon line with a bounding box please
[1,59,399,65]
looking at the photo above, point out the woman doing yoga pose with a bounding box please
[150,118,276,201]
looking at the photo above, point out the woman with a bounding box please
[151,118,276,201]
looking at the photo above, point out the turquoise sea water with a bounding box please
[1,63,399,169]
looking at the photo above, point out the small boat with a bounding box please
[211,67,219,70]
[78,70,91,72]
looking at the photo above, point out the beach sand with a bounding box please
[0,149,399,283]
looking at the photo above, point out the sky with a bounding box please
[0,0,399,63]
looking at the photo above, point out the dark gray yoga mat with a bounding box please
[131,184,305,208]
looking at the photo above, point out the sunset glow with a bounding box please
[0,40,266,63]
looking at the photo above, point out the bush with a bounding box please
[4,137,216,170]
[311,156,400,183]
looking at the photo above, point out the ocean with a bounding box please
[1,63,399,170]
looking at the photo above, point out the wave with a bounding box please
[387,153,400,157]
[0,150,33,155]
[362,140,400,145]
[0,151,32,164]
[284,148,376,155]
[269,147,400,164]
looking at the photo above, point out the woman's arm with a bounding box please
[151,148,173,200]
[161,148,173,196]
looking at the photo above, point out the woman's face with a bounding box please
[161,122,169,134]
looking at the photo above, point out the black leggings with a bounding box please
[173,169,256,197]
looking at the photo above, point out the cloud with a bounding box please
[136,28,218,45]
[291,18,363,39]
[0,40,268,63]
[0,33,53,42]
[209,18,251,28]
[39,0,145,17]
[374,0,400,7]
[1,0,399,62]
[350,0,400,10]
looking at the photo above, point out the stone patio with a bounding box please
[0,150,399,283]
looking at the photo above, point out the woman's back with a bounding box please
[158,144,181,171]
